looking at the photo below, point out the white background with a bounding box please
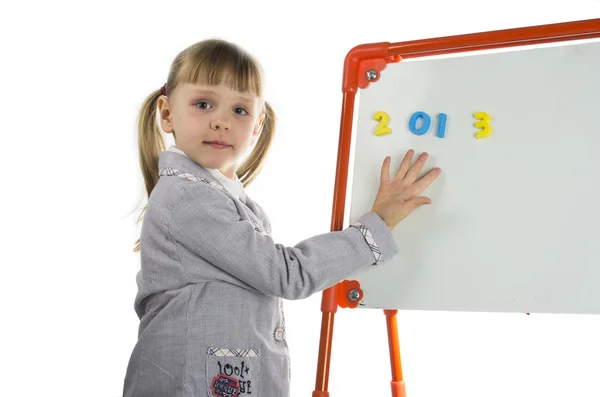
[1,1,600,396]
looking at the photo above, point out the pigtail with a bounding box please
[236,101,277,187]
[133,88,166,252]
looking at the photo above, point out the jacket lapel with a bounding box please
[158,151,268,235]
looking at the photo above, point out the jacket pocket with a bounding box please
[206,347,261,397]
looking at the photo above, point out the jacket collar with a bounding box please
[157,150,266,234]
[159,150,252,203]
[158,150,217,182]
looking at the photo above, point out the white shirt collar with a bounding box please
[167,145,246,202]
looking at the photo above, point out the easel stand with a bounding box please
[311,18,600,397]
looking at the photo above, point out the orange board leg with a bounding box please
[312,285,338,397]
[313,88,358,396]
[385,310,406,397]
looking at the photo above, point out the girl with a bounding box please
[123,38,441,397]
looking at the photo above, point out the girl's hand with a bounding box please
[371,150,441,231]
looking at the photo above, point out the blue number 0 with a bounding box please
[409,111,431,135]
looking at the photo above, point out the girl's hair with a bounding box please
[133,39,276,252]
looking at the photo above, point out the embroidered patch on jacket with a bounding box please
[350,220,383,265]
[210,373,241,397]
[207,348,259,396]
[159,167,267,235]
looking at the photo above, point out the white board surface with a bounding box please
[347,38,600,314]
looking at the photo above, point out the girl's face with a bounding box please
[158,82,264,179]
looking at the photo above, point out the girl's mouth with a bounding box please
[204,141,231,149]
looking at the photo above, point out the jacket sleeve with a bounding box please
[168,182,398,300]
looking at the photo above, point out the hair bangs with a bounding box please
[179,41,262,98]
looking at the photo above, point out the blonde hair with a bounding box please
[133,39,276,252]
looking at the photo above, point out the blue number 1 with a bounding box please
[437,113,447,138]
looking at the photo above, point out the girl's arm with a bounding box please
[168,182,398,300]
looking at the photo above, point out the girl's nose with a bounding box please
[210,116,230,131]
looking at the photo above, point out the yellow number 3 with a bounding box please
[373,111,391,136]
[474,112,492,139]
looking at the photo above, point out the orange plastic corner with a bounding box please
[337,280,363,308]
[357,56,401,89]
[342,42,401,93]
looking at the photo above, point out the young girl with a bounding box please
[123,38,441,397]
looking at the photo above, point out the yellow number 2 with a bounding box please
[373,111,391,136]
[474,112,492,139]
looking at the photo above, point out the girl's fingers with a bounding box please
[404,152,430,183]
[380,156,391,184]
[402,196,432,217]
[413,196,432,207]
[394,149,414,180]
[409,167,442,196]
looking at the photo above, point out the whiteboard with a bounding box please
[347,38,600,315]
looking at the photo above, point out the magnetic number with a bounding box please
[409,111,447,138]
[374,110,491,139]
[474,112,492,139]
[437,113,447,138]
[373,111,391,136]
[409,111,431,135]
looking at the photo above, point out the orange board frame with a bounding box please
[313,18,600,397]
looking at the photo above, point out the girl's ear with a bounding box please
[158,96,174,134]
[252,112,266,140]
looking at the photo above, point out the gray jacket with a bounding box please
[123,150,398,397]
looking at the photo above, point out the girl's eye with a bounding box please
[234,107,248,116]
[195,101,211,110]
